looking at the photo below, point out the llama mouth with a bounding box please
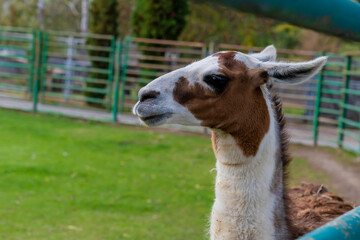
[140,113,172,126]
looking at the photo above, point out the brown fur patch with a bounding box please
[173,52,270,157]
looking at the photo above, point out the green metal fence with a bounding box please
[313,53,360,154]
[0,26,37,101]
[38,31,117,109]
[0,26,360,154]
[338,53,360,153]
[313,53,345,145]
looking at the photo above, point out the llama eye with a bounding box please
[203,74,229,94]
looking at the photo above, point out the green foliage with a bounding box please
[86,0,118,105]
[88,0,118,36]
[132,0,189,40]
[272,24,301,49]
[339,40,360,53]
[131,0,189,89]
[180,2,301,49]
[0,0,82,31]
[117,0,134,37]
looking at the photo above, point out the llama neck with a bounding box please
[209,101,291,240]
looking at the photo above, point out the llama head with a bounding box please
[133,46,326,154]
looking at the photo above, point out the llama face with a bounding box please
[133,46,327,131]
[132,53,223,127]
[133,48,272,128]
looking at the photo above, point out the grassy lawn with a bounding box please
[283,107,305,116]
[321,146,360,167]
[0,109,329,240]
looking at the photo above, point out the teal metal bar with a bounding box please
[106,37,116,110]
[119,37,131,112]
[298,206,360,240]
[205,0,360,42]
[33,31,43,112]
[39,32,48,103]
[28,30,37,94]
[112,38,122,122]
[338,56,352,148]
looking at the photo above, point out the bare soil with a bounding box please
[290,144,360,205]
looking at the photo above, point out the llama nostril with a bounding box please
[140,90,160,102]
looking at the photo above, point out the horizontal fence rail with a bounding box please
[0,26,360,154]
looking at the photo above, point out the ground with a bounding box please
[290,144,360,204]
[0,109,358,240]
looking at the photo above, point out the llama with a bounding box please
[132,46,353,240]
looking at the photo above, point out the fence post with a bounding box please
[208,42,215,56]
[33,30,43,112]
[337,55,352,148]
[107,37,116,110]
[39,32,49,103]
[312,52,326,146]
[28,30,37,95]
[112,38,122,122]
[119,37,131,113]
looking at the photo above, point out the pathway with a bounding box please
[0,96,357,149]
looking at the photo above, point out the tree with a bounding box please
[132,0,189,40]
[117,0,133,37]
[86,0,118,105]
[130,0,189,91]
[37,0,44,30]
[81,0,88,33]
[0,0,83,31]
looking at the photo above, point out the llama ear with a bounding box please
[261,56,327,85]
[251,45,277,62]
[249,69,269,87]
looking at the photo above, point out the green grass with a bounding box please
[288,157,330,187]
[321,146,360,167]
[0,109,330,240]
[283,107,305,116]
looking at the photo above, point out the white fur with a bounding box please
[210,86,278,240]
[250,45,277,62]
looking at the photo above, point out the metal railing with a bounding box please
[298,206,360,240]
[0,26,37,100]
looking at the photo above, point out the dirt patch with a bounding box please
[290,144,360,205]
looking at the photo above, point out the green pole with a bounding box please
[312,52,326,146]
[28,30,37,96]
[205,0,360,42]
[112,38,122,122]
[119,37,131,113]
[33,31,43,112]
[39,32,49,103]
[107,37,116,110]
[338,55,352,148]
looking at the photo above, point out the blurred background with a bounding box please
[0,0,359,239]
